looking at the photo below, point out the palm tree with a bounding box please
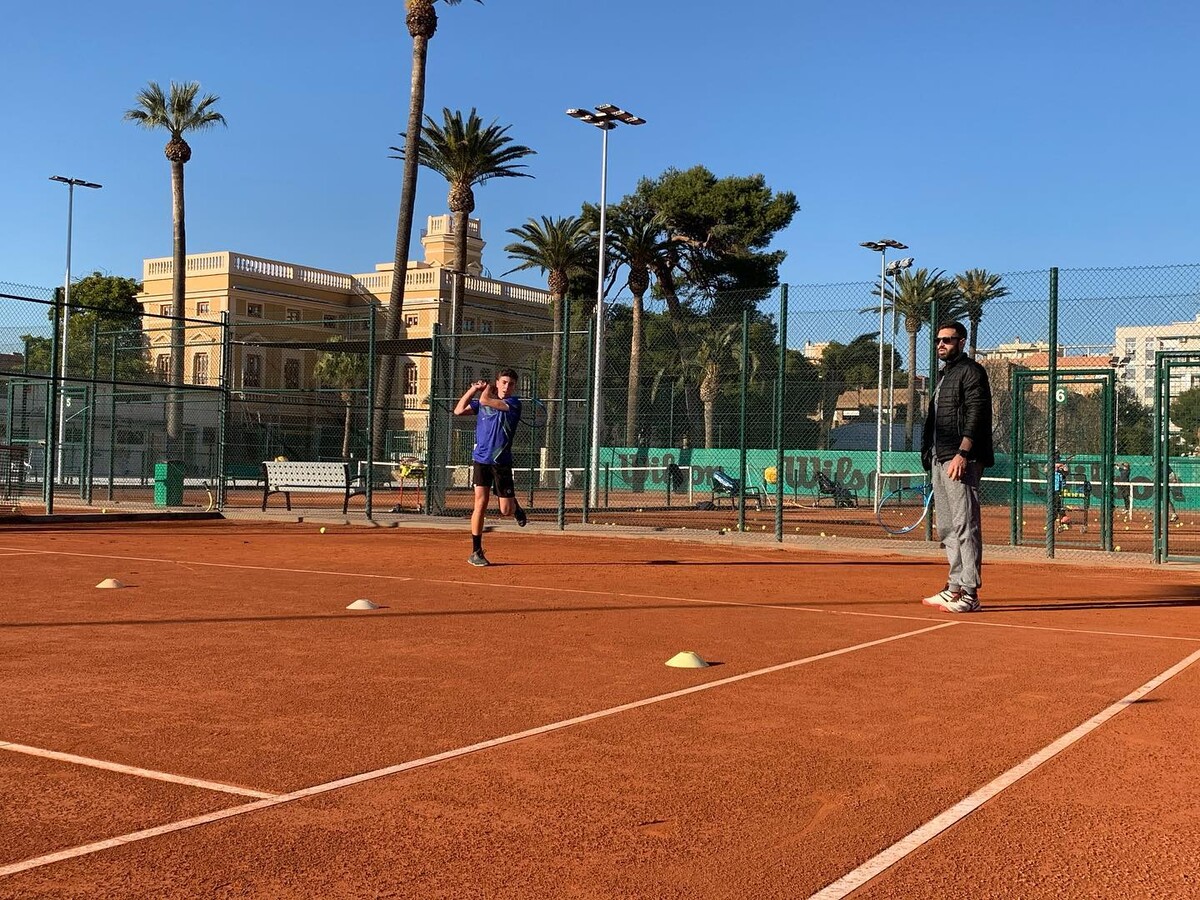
[504,216,593,457]
[313,339,370,461]
[871,268,964,449]
[604,208,669,445]
[375,0,482,454]
[954,268,1009,357]
[393,107,535,339]
[124,81,225,456]
[655,323,758,449]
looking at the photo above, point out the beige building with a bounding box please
[136,215,553,460]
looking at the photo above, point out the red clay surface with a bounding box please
[1,519,1198,898]
[28,484,1200,558]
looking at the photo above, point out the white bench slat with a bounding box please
[260,461,365,513]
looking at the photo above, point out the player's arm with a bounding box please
[453,381,487,415]
[477,382,514,412]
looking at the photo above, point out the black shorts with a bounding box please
[472,462,516,498]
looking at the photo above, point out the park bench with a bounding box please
[261,460,365,514]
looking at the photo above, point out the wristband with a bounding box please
[956,449,970,459]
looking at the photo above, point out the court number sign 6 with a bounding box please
[1055,387,1067,404]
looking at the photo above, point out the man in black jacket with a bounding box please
[920,321,994,613]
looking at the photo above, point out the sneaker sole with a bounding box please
[921,597,951,609]
[467,558,489,567]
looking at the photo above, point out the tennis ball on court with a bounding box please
[101,508,108,514]
[820,531,826,537]
[1115,545,1122,552]
[319,527,326,534]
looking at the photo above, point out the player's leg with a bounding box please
[469,463,493,566]
[494,465,526,526]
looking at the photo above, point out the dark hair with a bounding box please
[496,368,518,382]
[937,321,967,339]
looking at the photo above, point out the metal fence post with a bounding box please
[556,295,571,530]
[775,285,788,540]
[737,307,749,534]
[582,315,595,525]
[45,288,63,513]
[1045,268,1058,558]
[216,312,231,511]
[365,304,376,520]
[85,318,99,503]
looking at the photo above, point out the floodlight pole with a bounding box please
[49,175,102,485]
[860,239,907,510]
[566,104,645,507]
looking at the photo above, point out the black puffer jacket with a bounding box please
[921,354,994,470]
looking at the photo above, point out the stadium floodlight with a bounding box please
[48,175,102,495]
[860,237,909,510]
[566,104,646,508]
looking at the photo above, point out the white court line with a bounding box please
[2,545,1196,644]
[0,621,956,879]
[808,644,1200,900]
[0,546,413,582]
[0,741,276,799]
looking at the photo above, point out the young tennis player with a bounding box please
[453,368,527,567]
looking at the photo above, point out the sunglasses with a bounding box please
[936,336,961,344]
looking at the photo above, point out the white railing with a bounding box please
[425,214,481,239]
[143,254,551,307]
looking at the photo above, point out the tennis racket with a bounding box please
[519,398,549,430]
[877,481,933,534]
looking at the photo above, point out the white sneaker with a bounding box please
[922,587,960,609]
[944,592,980,613]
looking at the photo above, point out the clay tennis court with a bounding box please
[2,517,1199,898]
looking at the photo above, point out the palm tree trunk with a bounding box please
[167,159,186,460]
[624,292,643,446]
[969,316,980,358]
[373,31,430,455]
[905,323,919,451]
[703,400,715,449]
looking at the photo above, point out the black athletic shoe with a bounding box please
[467,550,490,567]
[515,506,528,527]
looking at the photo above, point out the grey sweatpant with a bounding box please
[931,458,983,593]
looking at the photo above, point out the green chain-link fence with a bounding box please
[3,265,1198,559]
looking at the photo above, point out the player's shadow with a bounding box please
[980,597,1200,612]
[982,584,1200,612]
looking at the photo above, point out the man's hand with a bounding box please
[945,454,967,482]
[472,380,488,394]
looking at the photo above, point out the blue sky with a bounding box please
[3,0,1199,304]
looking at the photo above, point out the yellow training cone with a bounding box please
[96,578,126,589]
[665,650,710,669]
